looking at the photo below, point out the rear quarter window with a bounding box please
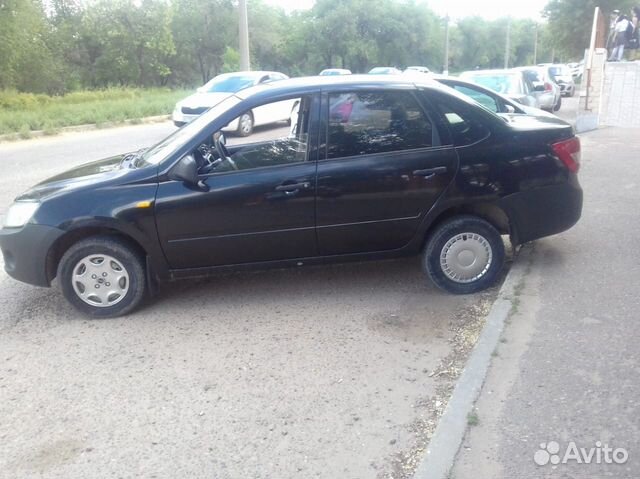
[430,93,492,147]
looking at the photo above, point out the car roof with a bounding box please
[234,74,445,101]
[461,69,520,76]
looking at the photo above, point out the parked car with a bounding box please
[433,76,556,118]
[513,66,562,112]
[567,61,584,82]
[319,68,352,76]
[368,67,402,75]
[0,75,583,317]
[172,71,293,136]
[459,69,540,109]
[405,66,431,74]
[541,63,576,97]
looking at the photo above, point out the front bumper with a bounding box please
[0,223,64,287]
[500,179,583,245]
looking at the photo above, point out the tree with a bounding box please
[170,0,236,85]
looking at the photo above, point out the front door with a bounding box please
[315,89,457,255]
[155,94,319,270]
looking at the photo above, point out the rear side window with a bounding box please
[326,91,433,159]
[433,96,491,147]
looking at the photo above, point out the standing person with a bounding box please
[609,12,631,61]
[629,6,640,60]
[607,9,621,53]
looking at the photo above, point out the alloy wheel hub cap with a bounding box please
[72,254,130,307]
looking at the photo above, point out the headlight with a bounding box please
[3,201,40,228]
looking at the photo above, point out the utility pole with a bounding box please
[533,23,538,65]
[239,0,250,71]
[504,17,511,69]
[443,13,450,76]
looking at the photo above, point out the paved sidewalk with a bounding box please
[451,127,640,479]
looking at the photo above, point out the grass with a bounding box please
[0,88,191,135]
[467,411,480,426]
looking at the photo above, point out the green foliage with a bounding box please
[0,88,189,134]
[0,0,605,95]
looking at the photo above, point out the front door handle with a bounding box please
[275,181,311,194]
[413,166,448,178]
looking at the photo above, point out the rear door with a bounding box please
[315,88,458,255]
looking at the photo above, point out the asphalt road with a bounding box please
[0,123,497,478]
[452,127,640,477]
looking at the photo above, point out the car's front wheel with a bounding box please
[58,236,146,318]
[424,216,505,294]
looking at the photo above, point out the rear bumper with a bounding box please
[0,223,64,287]
[500,179,583,245]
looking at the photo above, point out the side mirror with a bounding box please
[169,154,200,186]
[504,104,516,114]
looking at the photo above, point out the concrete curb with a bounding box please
[0,114,170,144]
[412,243,534,479]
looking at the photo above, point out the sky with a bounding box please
[263,0,549,21]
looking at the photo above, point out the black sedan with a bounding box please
[0,76,583,317]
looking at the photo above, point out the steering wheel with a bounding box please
[214,134,238,171]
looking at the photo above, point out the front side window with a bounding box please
[194,96,311,175]
[326,91,433,159]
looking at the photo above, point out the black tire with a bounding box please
[173,120,186,128]
[424,216,505,294]
[553,96,562,112]
[57,236,146,318]
[236,112,254,137]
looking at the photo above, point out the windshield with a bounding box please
[549,66,571,77]
[369,68,394,74]
[463,74,521,95]
[136,96,241,166]
[201,75,256,93]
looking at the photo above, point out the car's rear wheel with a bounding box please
[58,236,146,318]
[236,112,254,137]
[424,216,505,294]
[553,96,562,112]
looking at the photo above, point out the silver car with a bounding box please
[514,66,562,112]
[459,69,540,109]
[543,64,577,97]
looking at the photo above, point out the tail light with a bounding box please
[552,137,581,173]
[544,82,553,92]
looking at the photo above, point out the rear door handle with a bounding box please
[275,181,311,194]
[413,166,448,178]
